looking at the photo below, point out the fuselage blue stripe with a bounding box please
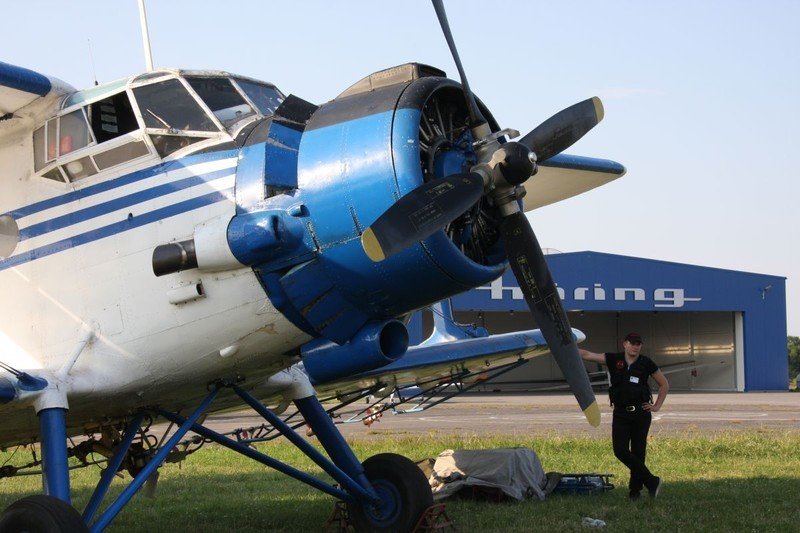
[0,189,234,273]
[18,167,235,241]
[4,150,237,220]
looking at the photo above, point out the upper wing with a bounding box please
[523,153,626,211]
[0,61,53,115]
[0,61,74,133]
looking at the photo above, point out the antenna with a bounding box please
[87,39,99,86]
[137,0,154,72]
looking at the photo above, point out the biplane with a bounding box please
[0,1,624,530]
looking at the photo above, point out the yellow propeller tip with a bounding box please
[361,228,386,262]
[583,401,601,427]
[591,96,605,123]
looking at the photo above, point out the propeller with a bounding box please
[430,0,485,127]
[519,97,604,163]
[500,211,600,426]
[361,172,484,262]
[360,0,605,426]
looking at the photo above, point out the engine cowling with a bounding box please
[235,64,507,345]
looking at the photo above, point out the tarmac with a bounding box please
[204,391,800,440]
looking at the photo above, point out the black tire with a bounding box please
[347,453,433,533]
[0,495,88,533]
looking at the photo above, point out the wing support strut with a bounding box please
[221,384,382,444]
[341,357,529,424]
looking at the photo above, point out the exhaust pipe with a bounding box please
[152,240,198,277]
[301,320,409,384]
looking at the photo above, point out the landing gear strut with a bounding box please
[0,381,432,531]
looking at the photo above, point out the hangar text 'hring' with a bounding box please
[412,251,788,392]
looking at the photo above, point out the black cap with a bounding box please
[624,332,643,343]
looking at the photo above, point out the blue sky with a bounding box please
[3,1,799,334]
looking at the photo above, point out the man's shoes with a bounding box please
[629,491,641,501]
[648,477,662,498]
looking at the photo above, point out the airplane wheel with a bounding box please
[0,495,88,533]
[347,453,433,532]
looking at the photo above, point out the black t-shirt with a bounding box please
[604,352,659,407]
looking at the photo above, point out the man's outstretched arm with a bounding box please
[578,349,606,365]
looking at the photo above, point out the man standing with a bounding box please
[579,333,669,500]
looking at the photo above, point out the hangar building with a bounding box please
[412,251,788,391]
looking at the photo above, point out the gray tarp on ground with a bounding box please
[428,448,547,501]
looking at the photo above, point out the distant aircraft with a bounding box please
[0,1,624,530]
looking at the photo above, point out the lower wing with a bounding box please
[316,300,585,402]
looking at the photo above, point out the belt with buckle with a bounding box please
[625,405,637,412]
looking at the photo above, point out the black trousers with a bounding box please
[612,409,657,493]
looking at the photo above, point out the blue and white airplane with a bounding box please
[0,2,625,531]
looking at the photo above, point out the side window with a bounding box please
[32,89,154,181]
[58,109,92,156]
[33,124,47,172]
[33,114,91,176]
[63,156,98,181]
[235,80,283,116]
[87,93,138,143]
[133,79,218,132]
[46,118,57,161]
[187,77,255,128]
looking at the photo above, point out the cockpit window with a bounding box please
[149,135,206,159]
[33,90,151,181]
[234,79,283,116]
[87,92,138,143]
[33,113,92,172]
[58,109,92,156]
[132,79,218,132]
[187,77,255,128]
[33,124,47,172]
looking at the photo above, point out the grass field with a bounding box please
[1,432,799,532]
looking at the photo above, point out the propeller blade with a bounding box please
[430,0,486,126]
[499,211,600,426]
[519,97,604,163]
[362,172,484,262]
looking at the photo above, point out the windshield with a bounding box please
[235,79,283,116]
[132,78,218,132]
[187,77,256,128]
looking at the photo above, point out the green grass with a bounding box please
[2,432,799,531]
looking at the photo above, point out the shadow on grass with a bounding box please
[446,476,800,532]
[3,466,800,532]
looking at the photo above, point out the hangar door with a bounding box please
[423,310,738,391]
